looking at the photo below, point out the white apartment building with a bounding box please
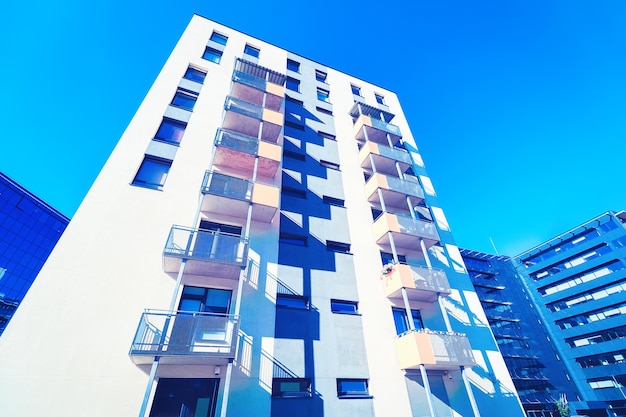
[0,15,524,417]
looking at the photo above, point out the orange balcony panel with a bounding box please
[263,108,284,126]
[257,141,281,178]
[251,183,280,222]
[395,330,476,371]
[382,264,451,301]
[372,213,440,249]
[266,82,285,98]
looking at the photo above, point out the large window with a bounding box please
[184,67,207,83]
[337,379,370,398]
[244,44,260,58]
[132,156,172,190]
[272,378,311,398]
[286,77,300,92]
[171,88,198,111]
[210,31,228,45]
[392,307,423,335]
[287,59,300,72]
[203,46,223,64]
[155,118,186,145]
[149,378,219,417]
[178,286,232,314]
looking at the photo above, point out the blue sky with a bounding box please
[2,0,626,256]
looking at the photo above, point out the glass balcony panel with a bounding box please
[225,96,263,119]
[202,172,252,201]
[395,329,476,370]
[364,173,424,208]
[233,70,266,91]
[130,310,239,365]
[163,226,249,277]
[372,213,440,249]
[370,116,402,137]
[382,264,451,301]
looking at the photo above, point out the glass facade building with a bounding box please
[0,172,69,334]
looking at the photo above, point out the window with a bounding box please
[149,378,219,417]
[285,95,304,105]
[318,131,336,141]
[337,379,370,398]
[284,121,305,131]
[315,70,327,82]
[316,106,333,115]
[154,118,186,145]
[202,46,222,63]
[210,31,228,45]
[375,94,385,105]
[282,186,306,198]
[171,88,198,111]
[317,88,330,102]
[286,77,300,92]
[331,299,358,314]
[276,294,309,310]
[272,378,311,398]
[244,44,260,58]
[183,67,206,83]
[279,233,307,246]
[287,59,300,72]
[322,196,344,207]
[351,85,361,96]
[320,160,340,170]
[327,241,350,253]
[392,307,423,335]
[132,156,172,190]
[283,150,306,160]
[381,252,406,265]
[179,286,232,313]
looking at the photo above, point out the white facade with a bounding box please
[0,15,524,417]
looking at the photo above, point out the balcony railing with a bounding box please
[369,116,402,137]
[353,114,402,144]
[395,328,476,370]
[381,264,451,301]
[202,171,252,201]
[215,129,259,155]
[372,212,440,248]
[225,96,263,119]
[365,173,424,207]
[234,58,286,87]
[163,225,248,277]
[129,310,238,365]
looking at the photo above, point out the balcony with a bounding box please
[365,173,424,208]
[353,114,402,145]
[163,225,248,278]
[359,141,411,176]
[223,96,283,143]
[373,212,440,249]
[200,172,279,222]
[129,310,238,366]
[381,264,451,302]
[230,59,285,112]
[395,329,476,370]
[213,129,281,178]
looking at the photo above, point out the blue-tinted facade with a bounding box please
[461,249,580,417]
[511,211,626,417]
[0,172,69,334]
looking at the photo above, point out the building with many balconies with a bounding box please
[0,15,524,417]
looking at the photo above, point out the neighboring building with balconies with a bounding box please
[461,249,581,417]
[0,171,69,335]
[511,211,626,417]
[0,15,524,417]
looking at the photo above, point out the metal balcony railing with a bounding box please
[164,225,248,267]
[214,129,260,155]
[202,171,253,201]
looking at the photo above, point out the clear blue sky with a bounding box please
[2,0,625,256]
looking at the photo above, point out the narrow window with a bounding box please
[183,67,206,83]
[322,196,344,207]
[171,88,198,111]
[327,241,350,253]
[154,118,186,145]
[210,32,228,45]
[315,70,327,82]
[318,131,336,141]
[337,379,370,398]
[287,59,300,72]
[331,299,358,314]
[244,44,260,58]
[375,94,385,105]
[272,378,312,398]
[202,46,223,64]
[276,294,309,310]
[316,106,333,115]
[279,233,307,246]
[132,156,172,190]
[351,85,361,96]
[286,77,300,92]
[320,160,340,170]
[282,187,306,198]
[317,88,330,102]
